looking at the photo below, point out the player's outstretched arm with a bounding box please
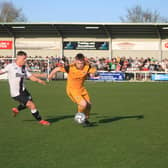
[48,67,61,80]
[32,73,47,78]
[0,70,6,75]
[90,72,100,79]
[89,67,100,79]
[29,75,46,85]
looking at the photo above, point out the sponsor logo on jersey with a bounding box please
[16,73,27,78]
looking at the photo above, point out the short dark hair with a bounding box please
[75,53,85,60]
[17,51,27,56]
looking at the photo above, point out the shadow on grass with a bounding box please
[46,113,99,127]
[23,114,143,127]
[23,115,74,123]
[23,113,99,125]
[47,115,98,127]
[99,115,144,124]
[46,113,99,123]
[46,114,74,123]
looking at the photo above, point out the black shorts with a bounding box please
[12,89,33,105]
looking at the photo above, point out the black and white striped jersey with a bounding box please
[1,63,32,97]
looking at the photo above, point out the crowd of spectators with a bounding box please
[87,56,168,72]
[0,55,168,73]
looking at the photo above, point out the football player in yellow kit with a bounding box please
[48,53,97,126]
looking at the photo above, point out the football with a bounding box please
[74,112,86,124]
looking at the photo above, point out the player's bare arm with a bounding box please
[90,72,96,78]
[32,73,47,78]
[48,67,61,80]
[0,70,6,75]
[29,75,46,85]
[89,72,100,79]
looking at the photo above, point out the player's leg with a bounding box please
[12,89,33,116]
[67,89,88,113]
[84,103,91,119]
[26,100,50,125]
[13,89,50,125]
[77,99,88,114]
[12,104,26,117]
[81,88,92,119]
[77,99,93,126]
[81,90,94,126]
[23,89,50,125]
[67,89,93,126]
[12,95,27,116]
[26,100,41,120]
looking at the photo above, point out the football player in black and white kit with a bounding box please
[0,51,50,125]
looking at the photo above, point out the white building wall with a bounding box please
[112,38,161,59]
[0,36,168,60]
[15,37,62,57]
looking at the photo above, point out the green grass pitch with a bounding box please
[0,80,168,168]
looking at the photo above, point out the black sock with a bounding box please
[32,111,42,121]
[17,104,26,111]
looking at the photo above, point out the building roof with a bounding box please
[0,22,168,38]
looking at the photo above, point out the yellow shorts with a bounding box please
[66,87,90,104]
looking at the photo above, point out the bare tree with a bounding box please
[0,1,27,22]
[120,5,168,23]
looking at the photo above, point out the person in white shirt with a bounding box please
[0,51,50,126]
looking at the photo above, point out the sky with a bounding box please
[2,0,168,22]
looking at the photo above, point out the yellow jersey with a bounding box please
[60,63,96,89]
